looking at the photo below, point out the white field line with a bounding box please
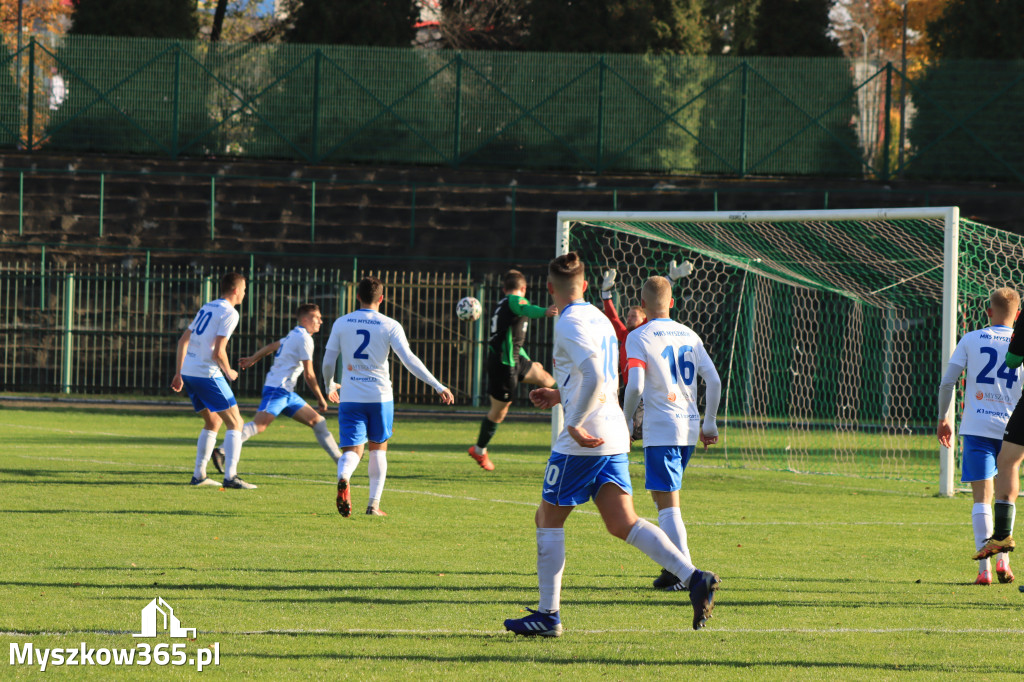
[4,626,1024,637]
[5,452,963,525]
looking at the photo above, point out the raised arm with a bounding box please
[508,294,556,319]
[391,326,454,404]
[239,340,281,371]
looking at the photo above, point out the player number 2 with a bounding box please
[662,345,695,385]
[977,347,1018,389]
[353,329,371,359]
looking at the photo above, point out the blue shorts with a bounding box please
[541,452,632,507]
[181,375,236,413]
[961,434,1000,482]
[257,386,308,418]
[644,445,695,492]
[337,401,394,447]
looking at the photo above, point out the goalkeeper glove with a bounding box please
[666,260,692,286]
[600,269,617,300]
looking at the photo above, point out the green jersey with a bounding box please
[487,293,548,366]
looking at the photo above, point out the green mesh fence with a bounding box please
[3,36,1021,179]
[566,212,1024,483]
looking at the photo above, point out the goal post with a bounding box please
[555,207,975,496]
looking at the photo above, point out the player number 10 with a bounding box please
[662,345,695,385]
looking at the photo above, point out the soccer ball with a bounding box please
[456,296,482,322]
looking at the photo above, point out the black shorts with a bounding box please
[1005,397,1024,446]
[488,354,532,402]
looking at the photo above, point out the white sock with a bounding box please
[313,421,342,463]
[658,507,691,563]
[625,518,695,586]
[973,502,993,573]
[367,450,387,504]
[193,429,218,479]
[222,430,242,480]
[338,450,360,481]
[240,421,258,443]
[537,528,565,613]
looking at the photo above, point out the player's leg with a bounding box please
[218,403,255,489]
[504,452,576,637]
[962,435,996,582]
[976,413,1024,559]
[335,402,372,517]
[181,375,223,486]
[288,405,342,464]
[364,402,394,516]
[211,411,271,474]
[646,445,694,588]
[592,458,720,630]
[521,361,555,388]
[469,357,520,470]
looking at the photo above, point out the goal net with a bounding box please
[558,208,1024,495]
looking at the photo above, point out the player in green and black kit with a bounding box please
[468,269,557,471]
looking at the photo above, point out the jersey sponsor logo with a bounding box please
[347,364,353,371]
[346,318,381,326]
[667,392,677,402]
[597,392,606,404]
[977,408,1009,416]
[652,331,689,337]
[977,391,985,400]
[349,377,379,383]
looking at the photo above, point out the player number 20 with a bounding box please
[662,344,695,385]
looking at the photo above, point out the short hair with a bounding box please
[990,287,1021,315]
[502,269,527,292]
[548,252,585,289]
[356,276,384,305]
[296,303,320,319]
[641,276,673,310]
[220,272,246,295]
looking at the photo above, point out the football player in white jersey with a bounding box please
[322,276,454,517]
[171,272,255,489]
[939,287,1022,582]
[503,253,721,638]
[622,275,721,591]
[210,303,343,472]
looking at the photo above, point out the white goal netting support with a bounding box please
[554,208,1024,496]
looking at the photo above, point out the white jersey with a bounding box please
[181,299,239,378]
[625,318,717,447]
[322,308,445,403]
[551,301,630,457]
[942,325,1022,439]
[264,326,314,392]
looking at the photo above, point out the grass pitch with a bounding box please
[2,404,1024,680]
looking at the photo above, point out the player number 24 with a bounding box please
[977,347,1018,389]
[662,345,695,385]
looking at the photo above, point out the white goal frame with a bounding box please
[555,207,960,497]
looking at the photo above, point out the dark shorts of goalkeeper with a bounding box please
[487,354,532,403]
[1004,397,1024,446]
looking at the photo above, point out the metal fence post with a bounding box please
[312,50,322,163]
[882,63,893,181]
[202,275,212,304]
[40,245,46,311]
[739,61,749,178]
[143,250,151,316]
[27,38,35,151]
[209,177,216,240]
[61,272,75,393]
[171,44,181,157]
[596,56,606,173]
[452,55,463,167]
[471,280,485,407]
[310,181,316,243]
[99,174,105,237]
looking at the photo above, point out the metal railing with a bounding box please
[0,261,556,405]
[3,36,1022,180]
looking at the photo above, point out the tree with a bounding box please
[704,0,759,55]
[906,0,1024,180]
[68,0,198,39]
[926,0,1024,59]
[744,0,841,56]
[287,0,418,47]
[196,0,287,42]
[434,0,528,50]
[525,0,709,55]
